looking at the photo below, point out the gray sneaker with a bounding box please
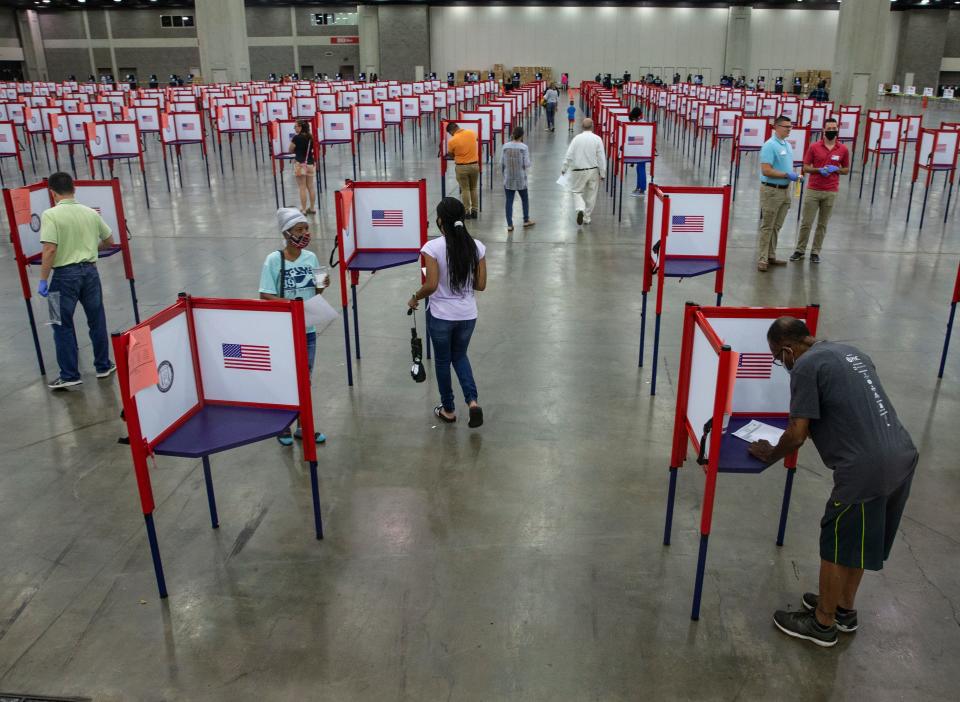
[48,377,82,391]
[802,592,858,632]
[96,363,117,379]
[773,609,838,647]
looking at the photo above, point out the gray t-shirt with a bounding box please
[789,341,918,504]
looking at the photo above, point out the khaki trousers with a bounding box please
[455,163,480,213]
[795,189,837,255]
[757,184,792,263]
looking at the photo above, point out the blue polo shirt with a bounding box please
[760,136,794,186]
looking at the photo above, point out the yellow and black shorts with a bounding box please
[819,473,913,571]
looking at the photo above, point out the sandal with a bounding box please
[433,405,456,423]
[277,429,294,446]
[468,406,484,428]
[294,427,327,444]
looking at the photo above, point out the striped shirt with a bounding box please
[500,140,531,191]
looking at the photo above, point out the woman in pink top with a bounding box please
[408,197,487,427]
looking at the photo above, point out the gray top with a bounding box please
[500,140,531,191]
[789,341,918,504]
[544,88,559,105]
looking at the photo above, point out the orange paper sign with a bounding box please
[10,188,32,227]
[127,326,159,397]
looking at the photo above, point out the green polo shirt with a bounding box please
[39,198,112,267]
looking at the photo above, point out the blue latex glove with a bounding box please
[38,279,48,297]
[819,167,831,177]
[826,164,840,174]
[785,171,799,182]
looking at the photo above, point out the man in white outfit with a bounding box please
[561,118,606,225]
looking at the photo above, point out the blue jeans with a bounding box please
[504,188,530,227]
[545,103,556,128]
[428,316,477,413]
[306,331,316,374]
[635,162,647,192]
[49,262,111,381]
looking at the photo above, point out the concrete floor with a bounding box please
[0,100,959,702]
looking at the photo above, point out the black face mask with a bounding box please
[824,130,838,141]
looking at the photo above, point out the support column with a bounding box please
[104,10,118,82]
[290,6,299,76]
[358,5,380,78]
[722,7,750,81]
[16,10,47,81]
[195,0,250,83]
[832,0,892,108]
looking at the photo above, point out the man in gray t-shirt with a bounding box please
[748,317,918,648]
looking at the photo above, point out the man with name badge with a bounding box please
[748,318,918,648]
[757,115,799,272]
[791,117,850,264]
[37,172,117,390]
[561,118,606,226]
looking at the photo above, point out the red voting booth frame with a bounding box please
[335,179,428,386]
[2,177,139,376]
[353,103,387,176]
[111,295,322,599]
[214,105,259,175]
[663,303,820,621]
[159,111,211,190]
[438,119,483,212]
[640,184,732,396]
[614,121,657,223]
[730,116,772,201]
[905,128,958,228]
[83,120,150,208]
[319,110,358,186]
[0,119,25,186]
[859,117,902,205]
[939,262,960,378]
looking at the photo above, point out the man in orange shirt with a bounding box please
[447,123,480,218]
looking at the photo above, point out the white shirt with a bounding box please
[562,130,606,173]
[421,235,487,321]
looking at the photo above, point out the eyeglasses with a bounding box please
[771,347,788,366]
[776,123,793,130]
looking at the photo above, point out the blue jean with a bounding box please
[635,162,647,192]
[49,262,111,381]
[504,188,530,227]
[428,316,477,413]
[545,103,556,128]
[306,331,316,374]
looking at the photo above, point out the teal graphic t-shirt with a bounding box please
[259,249,320,334]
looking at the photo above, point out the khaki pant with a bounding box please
[455,163,480,214]
[795,189,837,255]
[757,184,792,263]
[570,170,601,221]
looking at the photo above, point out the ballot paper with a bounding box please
[303,294,339,332]
[556,172,574,192]
[731,419,784,445]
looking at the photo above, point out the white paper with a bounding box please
[303,294,340,332]
[556,172,573,192]
[731,420,784,445]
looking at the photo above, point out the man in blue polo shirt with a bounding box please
[757,115,800,272]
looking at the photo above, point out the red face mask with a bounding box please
[287,231,311,249]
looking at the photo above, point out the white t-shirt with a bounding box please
[421,234,486,321]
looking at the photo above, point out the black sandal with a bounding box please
[434,405,456,423]
[468,406,484,428]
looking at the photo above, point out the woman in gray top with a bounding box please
[500,126,536,232]
[543,84,560,131]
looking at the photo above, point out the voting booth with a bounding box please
[859,118,902,204]
[353,103,385,173]
[2,177,139,375]
[837,107,861,181]
[640,184,732,395]
[50,112,93,176]
[438,119,483,210]
[318,110,356,183]
[267,118,302,208]
[730,116,770,199]
[334,179,427,385]
[615,121,656,222]
[784,125,810,220]
[0,120,24,185]
[214,104,258,174]
[160,111,210,189]
[83,120,150,207]
[905,128,958,228]
[112,294,323,598]
[939,261,960,378]
[663,303,820,620]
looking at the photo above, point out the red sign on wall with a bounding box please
[331,37,360,44]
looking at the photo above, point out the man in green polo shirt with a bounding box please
[38,172,117,390]
[757,115,801,272]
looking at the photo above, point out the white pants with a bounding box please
[570,170,601,220]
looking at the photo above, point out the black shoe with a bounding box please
[789,251,804,262]
[802,593,858,632]
[810,253,821,264]
[576,210,584,225]
[773,609,838,647]
[96,363,117,379]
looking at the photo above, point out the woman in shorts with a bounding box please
[288,119,317,214]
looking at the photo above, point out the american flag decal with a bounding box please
[329,122,343,130]
[372,209,403,227]
[222,343,271,371]
[672,215,704,232]
[115,132,130,143]
[627,135,644,145]
[736,352,774,379]
[744,128,757,136]
[364,113,376,121]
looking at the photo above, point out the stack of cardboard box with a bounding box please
[793,69,831,93]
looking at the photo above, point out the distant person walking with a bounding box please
[543,83,560,132]
[561,118,606,226]
[408,197,487,428]
[446,122,481,218]
[288,119,316,214]
[567,100,576,133]
[500,126,535,232]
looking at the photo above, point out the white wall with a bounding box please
[430,5,842,85]
[429,5,728,84]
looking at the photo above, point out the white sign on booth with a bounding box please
[317,94,336,112]
[419,93,435,113]
[161,113,203,143]
[737,117,767,148]
[710,317,791,415]
[401,97,420,118]
[382,100,402,124]
[0,121,17,155]
[918,130,959,168]
[321,112,352,142]
[355,104,383,131]
[270,120,299,158]
[135,311,199,443]
[351,187,422,252]
[838,112,858,140]
[867,119,900,151]
[434,91,447,110]
[460,111,491,143]
[621,123,654,160]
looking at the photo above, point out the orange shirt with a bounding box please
[448,129,479,164]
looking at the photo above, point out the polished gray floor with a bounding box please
[1,99,959,701]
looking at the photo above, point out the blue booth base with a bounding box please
[663,257,722,279]
[347,251,420,272]
[717,416,789,474]
[153,404,298,458]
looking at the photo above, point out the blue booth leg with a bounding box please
[202,456,219,529]
[144,513,168,599]
[663,467,678,545]
[776,467,796,547]
[341,309,354,386]
[691,533,710,621]
[650,313,662,396]
[639,291,647,368]
[351,284,361,360]
[309,461,323,540]
[938,302,956,379]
